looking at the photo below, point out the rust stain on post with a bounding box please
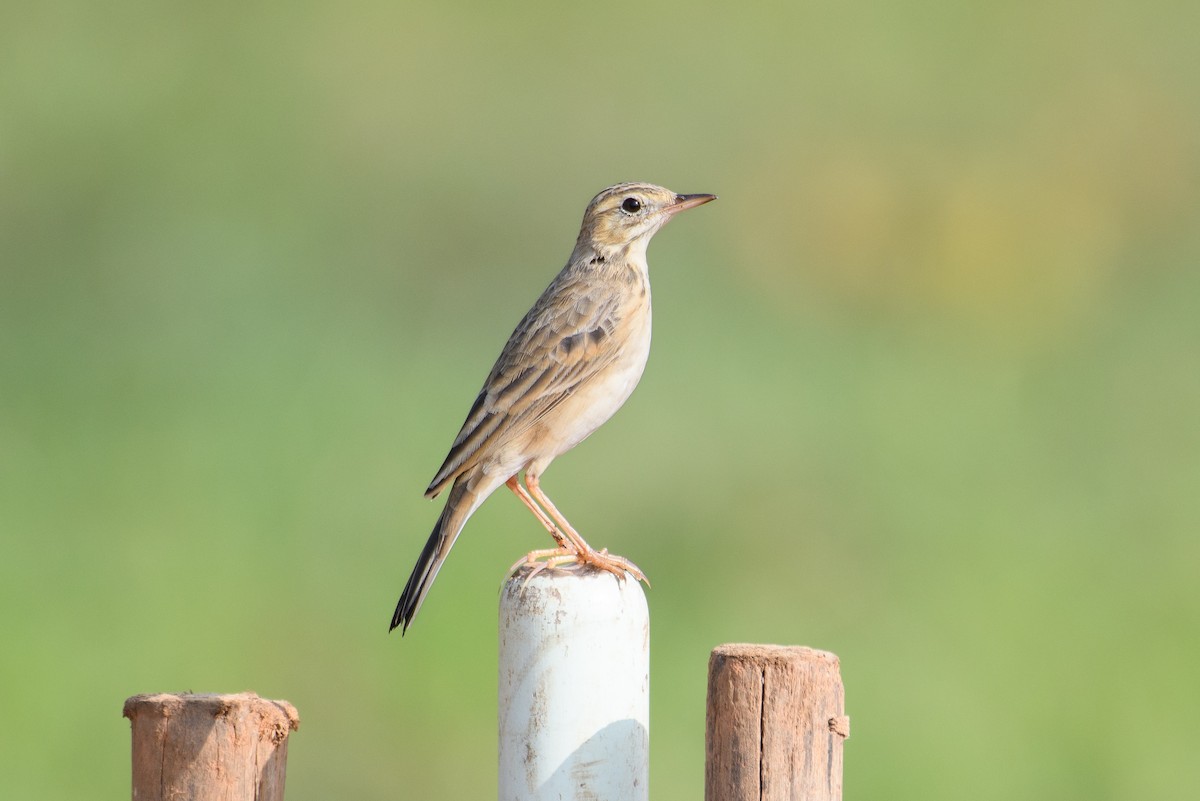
[705,644,847,801]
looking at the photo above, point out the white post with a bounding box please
[498,564,650,801]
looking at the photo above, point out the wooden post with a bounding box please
[123,692,300,801]
[706,644,848,801]
[498,565,649,801]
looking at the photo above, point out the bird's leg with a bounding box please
[523,473,597,554]
[505,475,579,579]
[506,475,569,549]
[525,473,648,583]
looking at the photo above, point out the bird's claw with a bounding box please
[508,546,648,587]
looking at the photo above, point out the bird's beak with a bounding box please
[666,193,717,215]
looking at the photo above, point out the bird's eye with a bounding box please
[621,197,642,213]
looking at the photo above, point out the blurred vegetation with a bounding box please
[2,1,1198,799]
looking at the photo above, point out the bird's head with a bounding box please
[575,182,716,262]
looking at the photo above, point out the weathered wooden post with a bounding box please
[706,644,848,801]
[123,692,300,801]
[498,565,649,801]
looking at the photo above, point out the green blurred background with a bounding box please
[3,1,1198,799]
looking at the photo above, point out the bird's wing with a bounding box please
[425,270,633,498]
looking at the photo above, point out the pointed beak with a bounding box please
[666,193,717,215]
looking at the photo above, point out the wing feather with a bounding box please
[424,269,633,497]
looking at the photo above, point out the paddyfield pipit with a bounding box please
[391,182,716,634]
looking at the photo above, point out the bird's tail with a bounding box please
[390,477,482,634]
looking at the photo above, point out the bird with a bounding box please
[390,182,716,634]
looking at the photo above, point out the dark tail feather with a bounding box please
[391,479,476,634]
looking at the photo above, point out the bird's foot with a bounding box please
[508,546,648,586]
[582,547,648,585]
[509,547,577,586]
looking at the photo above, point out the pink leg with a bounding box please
[506,475,569,549]
[525,473,647,583]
